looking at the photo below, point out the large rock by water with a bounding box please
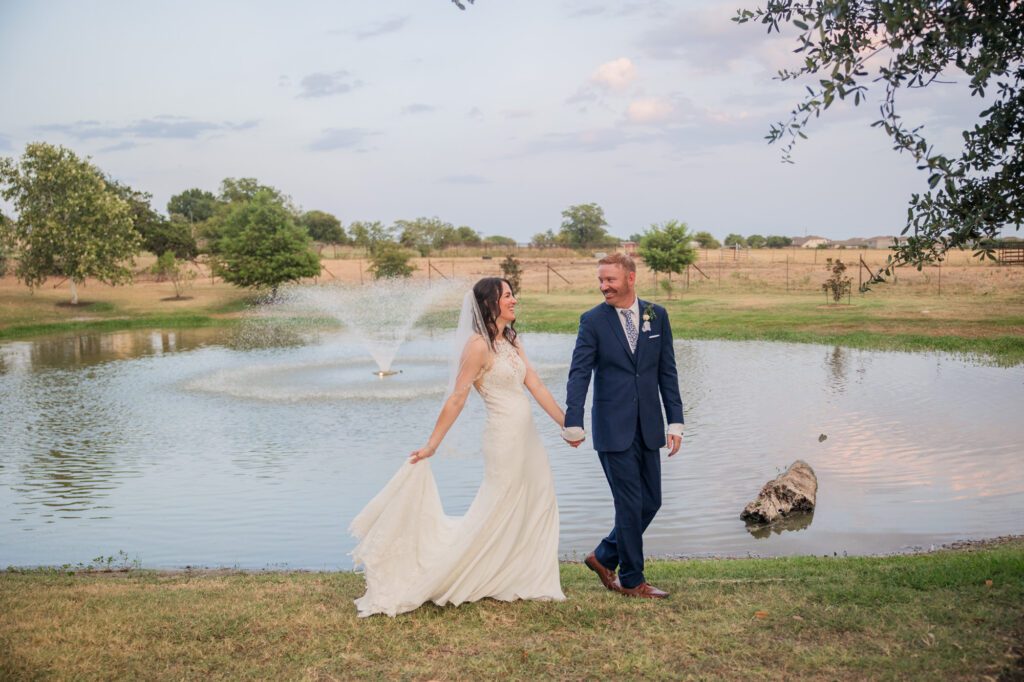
[741,460,817,523]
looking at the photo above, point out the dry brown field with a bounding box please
[311,246,1024,299]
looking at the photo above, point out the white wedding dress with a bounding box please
[350,339,565,617]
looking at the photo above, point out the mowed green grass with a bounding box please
[2,539,1022,680]
[513,291,1024,366]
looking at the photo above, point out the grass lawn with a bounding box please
[514,291,1024,366]
[2,539,1022,680]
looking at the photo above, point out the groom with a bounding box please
[562,252,684,598]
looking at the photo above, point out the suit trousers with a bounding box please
[593,421,662,589]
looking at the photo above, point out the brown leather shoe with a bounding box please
[615,580,668,599]
[585,552,620,592]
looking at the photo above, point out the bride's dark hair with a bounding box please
[473,277,518,347]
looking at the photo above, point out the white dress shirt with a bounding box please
[562,295,683,445]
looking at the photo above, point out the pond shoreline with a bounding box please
[11,534,1020,577]
[3,311,1023,366]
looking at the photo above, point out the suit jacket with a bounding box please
[564,299,684,452]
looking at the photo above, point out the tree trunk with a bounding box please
[70,278,79,305]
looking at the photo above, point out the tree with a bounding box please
[109,179,197,258]
[149,251,197,299]
[747,234,767,249]
[455,225,481,245]
[484,235,517,246]
[196,176,294,250]
[167,188,217,224]
[214,191,320,292]
[300,210,347,244]
[500,255,522,294]
[734,0,1024,270]
[559,203,612,246]
[724,233,747,247]
[822,258,852,304]
[637,221,697,293]
[368,240,416,279]
[396,216,458,255]
[765,235,793,248]
[694,231,721,249]
[349,220,394,252]
[146,214,199,259]
[218,177,292,208]
[0,142,139,304]
[0,211,10,277]
[531,230,559,248]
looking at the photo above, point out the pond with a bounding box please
[1,328,1022,570]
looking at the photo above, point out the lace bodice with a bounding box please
[475,339,526,402]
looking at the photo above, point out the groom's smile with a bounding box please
[597,262,637,309]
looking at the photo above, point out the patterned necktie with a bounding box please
[622,309,638,353]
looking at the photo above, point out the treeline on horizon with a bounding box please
[3,142,1022,300]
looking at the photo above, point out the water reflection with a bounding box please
[824,346,848,393]
[744,511,815,539]
[1,330,1022,569]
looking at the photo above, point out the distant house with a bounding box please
[619,241,639,256]
[866,235,909,249]
[832,238,868,249]
[792,235,830,249]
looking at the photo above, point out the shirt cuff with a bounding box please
[561,426,586,442]
[667,423,684,436]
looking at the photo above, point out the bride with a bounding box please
[349,277,568,617]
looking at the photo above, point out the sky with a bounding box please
[0,0,994,243]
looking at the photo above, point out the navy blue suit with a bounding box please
[565,299,684,588]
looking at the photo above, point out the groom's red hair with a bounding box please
[598,252,636,273]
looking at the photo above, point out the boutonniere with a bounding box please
[642,304,655,332]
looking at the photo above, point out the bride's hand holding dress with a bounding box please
[408,334,491,464]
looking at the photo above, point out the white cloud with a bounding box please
[38,117,258,141]
[297,71,362,99]
[590,57,638,93]
[627,97,675,124]
[567,57,640,107]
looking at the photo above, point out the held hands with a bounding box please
[409,444,437,463]
[561,425,586,449]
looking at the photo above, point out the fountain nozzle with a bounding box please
[373,370,400,377]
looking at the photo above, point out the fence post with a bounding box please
[786,256,789,292]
